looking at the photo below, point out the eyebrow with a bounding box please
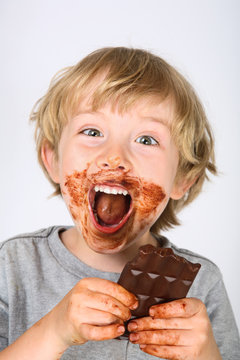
[73,110,102,118]
[73,111,170,129]
[141,116,170,128]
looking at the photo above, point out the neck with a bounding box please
[60,227,158,273]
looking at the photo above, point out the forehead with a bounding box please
[68,69,175,117]
[71,74,176,128]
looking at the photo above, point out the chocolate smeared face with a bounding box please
[63,168,167,253]
[47,98,182,253]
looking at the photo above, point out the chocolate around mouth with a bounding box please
[88,185,133,234]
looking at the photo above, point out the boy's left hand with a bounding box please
[128,298,222,360]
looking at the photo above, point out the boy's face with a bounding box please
[43,95,185,254]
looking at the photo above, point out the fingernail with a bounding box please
[117,325,125,334]
[149,308,155,317]
[128,321,138,331]
[131,301,139,310]
[140,344,146,349]
[130,333,139,342]
[127,312,132,321]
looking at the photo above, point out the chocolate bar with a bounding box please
[118,244,201,323]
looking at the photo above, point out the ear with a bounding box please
[41,141,60,184]
[170,176,197,200]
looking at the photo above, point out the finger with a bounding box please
[129,329,193,346]
[84,290,132,321]
[150,298,204,319]
[79,278,138,310]
[140,344,191,360]
[80,323,125,341]
[128,316,192,332]
[76,308,124,326]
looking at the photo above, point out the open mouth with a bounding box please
[88,183,133,234]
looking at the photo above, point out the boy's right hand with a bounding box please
[48,278,138,348]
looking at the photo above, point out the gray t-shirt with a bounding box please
[0,226,239,359]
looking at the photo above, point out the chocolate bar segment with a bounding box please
[118,244,201,318]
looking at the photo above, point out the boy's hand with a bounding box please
[128,298,222,360]
[49,278,138,348]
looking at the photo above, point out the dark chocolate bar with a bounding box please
[118,244,201,319]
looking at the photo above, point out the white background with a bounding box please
[0,0,239,329]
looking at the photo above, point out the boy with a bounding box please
[0,47,239,359]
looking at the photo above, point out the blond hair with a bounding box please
[30,47,217,232]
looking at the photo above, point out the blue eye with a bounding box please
[136,135,158,146]
[81,128,103,137]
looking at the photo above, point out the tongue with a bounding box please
[95,193,129,225]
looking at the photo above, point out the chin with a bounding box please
[87,241,126,254]
[82,222,130,254]
[81,214,153,255]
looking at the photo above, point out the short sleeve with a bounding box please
[0,247,9,351]
[205,277,240,360]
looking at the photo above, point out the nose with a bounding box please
[96,153,131,171]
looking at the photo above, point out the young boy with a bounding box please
[0,47,239,360]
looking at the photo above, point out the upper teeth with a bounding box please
[94,185,129,196]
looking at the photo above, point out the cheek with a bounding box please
[61,169,89,219]
[134,183,169,234]
[151,158,179,197]
[136,181,167,218]
[58,138,91,179]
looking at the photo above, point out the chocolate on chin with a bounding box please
[117,244,201,337]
